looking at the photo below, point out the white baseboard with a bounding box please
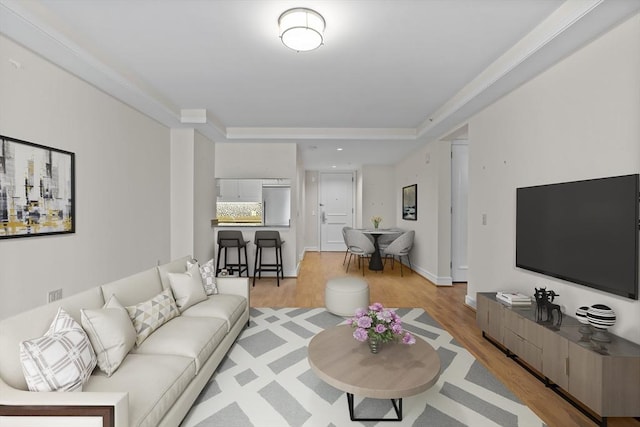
[413,266,453,286]
[465,294,477,309]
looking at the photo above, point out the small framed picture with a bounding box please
[402,184,417,221]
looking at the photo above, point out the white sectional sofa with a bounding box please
[0,256,250,427]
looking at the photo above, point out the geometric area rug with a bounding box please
[181,307,545,427]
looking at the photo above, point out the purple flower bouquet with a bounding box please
[348,303,416,346]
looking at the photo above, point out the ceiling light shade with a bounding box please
[278,8,325,52]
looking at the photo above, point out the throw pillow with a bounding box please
[126,289,180,347]
[187,258,217,295]
[20,308,97,392]
[168,263,208,312]
[81,295,136,376]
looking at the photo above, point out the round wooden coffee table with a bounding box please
[308,324,441,421]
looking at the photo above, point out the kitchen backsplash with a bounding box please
[217,202,262,223]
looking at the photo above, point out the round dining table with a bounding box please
[360,229,401,271]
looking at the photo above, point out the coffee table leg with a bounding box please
[346,393,403,421]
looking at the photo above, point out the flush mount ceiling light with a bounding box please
[278,8,325,52]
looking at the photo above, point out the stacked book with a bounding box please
[496,291,532,306]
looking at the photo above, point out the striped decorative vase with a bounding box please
[586,304,616,343]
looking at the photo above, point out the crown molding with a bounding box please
[416,0,604,138]
[226,127,416,140]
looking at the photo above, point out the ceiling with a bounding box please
[1,0,638,170]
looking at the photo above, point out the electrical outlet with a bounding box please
[47,288,63,303]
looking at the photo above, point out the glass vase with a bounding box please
[368,337,380,354]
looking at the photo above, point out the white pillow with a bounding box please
[187,258,218,295]
[126,289,180,347]
[168,263,208,312]
[20,308,97,392]
[81,295,136,376]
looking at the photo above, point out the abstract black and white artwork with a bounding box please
[0,135,75,239]
[402,184,417,221]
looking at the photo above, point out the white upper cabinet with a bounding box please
[217,179,262,202]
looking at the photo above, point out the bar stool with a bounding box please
[216,230,249,277]
[253,230,284,287]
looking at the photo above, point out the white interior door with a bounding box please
[319,172,354,251]
[451,141,469,282]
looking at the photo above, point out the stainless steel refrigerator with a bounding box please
[262,186,290,226]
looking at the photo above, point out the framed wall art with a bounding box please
[402,184,417,221]
[0,135,75,239]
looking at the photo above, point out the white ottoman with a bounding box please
[325,277,370,316]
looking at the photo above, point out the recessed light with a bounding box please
[332,165,337,168]
[336,148,343,151]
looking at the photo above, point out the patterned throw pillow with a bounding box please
[20,308,97,392]
[126,289,180,347]
[187,258,218,295]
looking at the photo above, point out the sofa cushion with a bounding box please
[168,264,208,312]
[181,294,247,332]
[0,287,104,390]
[81,295,136,376]
[101,267,163,307]
[131,316,226,375]
[157,255,192,290]
[126,289,180,347]
[187,258,218,295]
[84,353,195,427]
[20,308,97,392]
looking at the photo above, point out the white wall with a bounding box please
[215,143,297,178]
[193,132,216,264]
[0,35,171,319]
[467,14,640,344]
[394,140,452,285]
[361,165,396,229]
[304,171,319,251]
[170,129,195,260]
[295,149,306,269]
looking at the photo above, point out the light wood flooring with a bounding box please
[249,251,640,427]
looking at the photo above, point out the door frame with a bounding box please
[318,171,356,252]
[451,140,469,282]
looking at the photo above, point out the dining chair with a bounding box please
[345,229,375,275]
[376,228,403,253]
[342,226,353,265]
[382,230,415,277]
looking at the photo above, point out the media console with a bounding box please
[476,292,640,427]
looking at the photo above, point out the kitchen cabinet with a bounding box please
[218,179,262,202]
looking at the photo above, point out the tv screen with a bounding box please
[516,174,639,300]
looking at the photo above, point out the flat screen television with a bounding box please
[516,174,639,300]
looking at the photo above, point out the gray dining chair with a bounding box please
[382,230,415,276]
[345,229,375,275]
[376,228,403,253]
[342,226,353,265]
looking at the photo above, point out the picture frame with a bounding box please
[0,135,75,239]
[402,184,417,221]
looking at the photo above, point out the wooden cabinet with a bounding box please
[503,309,543,371]
[476,294,504,345]
[477,292,640,422]
[541,327,569,389]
